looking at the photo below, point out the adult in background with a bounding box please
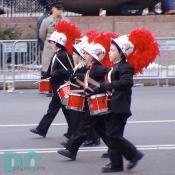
[37,0,51,52]
[39,0,64,77]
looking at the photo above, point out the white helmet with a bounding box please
[112,35,134,58]
[73,39,89,58]
[48,31,67,47]
[83,43,106,62]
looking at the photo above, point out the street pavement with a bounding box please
[0,86,175,175]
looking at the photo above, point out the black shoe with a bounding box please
[82,139,101,147]
[102,163,123,173]
[57,149,76,160]
[29,128,46,138]
[127,152,144,170]
[63,133,70,139]
[60,141,67,147]
[101,152,109,158]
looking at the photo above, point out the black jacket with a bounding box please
[90,62,108,83]
[46,49,73,89]
[109,60,134,117]
[72,62,108,91]
[87,62,108,93]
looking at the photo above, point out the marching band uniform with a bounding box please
[30,18,82,137]
[100,59,142,173]
[65,40,101,146]
[66,64,87,139]
[30,31,73,137]
[58,42,110,159]
[99,27,159,173]
[58,28,159,172]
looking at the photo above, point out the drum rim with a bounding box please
[69,93,85,97]
[66,106,84,112]
[89,93,107,99]
[58,83,70,89]
[40,80,50,82]
[90,109,111,116]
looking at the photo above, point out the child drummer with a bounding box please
[30,20,81,138]
[64,36,102,147]
[58,32,116,160]
[94,29,159,173]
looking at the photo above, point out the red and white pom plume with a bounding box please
[55,20,81,54]
[72,30,98,59]
[93,32,119,68]
[127,28,160,74]
[74,30,98,44]
[84,30,98,43]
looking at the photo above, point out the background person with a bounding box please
[39,1,64,77]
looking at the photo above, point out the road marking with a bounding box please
[0,123,66,127]
[1,120,175,127]
[1,144,175,155]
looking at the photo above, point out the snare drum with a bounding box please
[39,80,52,93]
[66,93,85,112]
[88,93,110,116]
[57,83,70,105]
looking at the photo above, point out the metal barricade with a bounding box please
[134,56,161,86]
[134,37,175,86]
[0,40,7,92]
[1,37,175,92]
[0,40,41,92]
[158,37,175,85]
[0,0,82,17]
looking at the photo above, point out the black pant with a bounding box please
[66,102,109,154]
[105,112,138,168]
[36,84,71,135]
[66,109,100,142]
[66,110,81,138]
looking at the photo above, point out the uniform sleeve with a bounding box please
[111,65,134,91]
[91,65,108,82]
[51,68,70,79]
[50,52,72,79]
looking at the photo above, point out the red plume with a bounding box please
[93,32,119,68]
[128,28,160,74]
[55,20,81,54]
[84,30,98,43]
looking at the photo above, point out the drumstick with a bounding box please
[84,70,90,89]
[73,60,86,73]
[71,89,84,93]
[88,77,100,87]
[76,78,94,92]
[73,63,81,73]
[64,81,80,88]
